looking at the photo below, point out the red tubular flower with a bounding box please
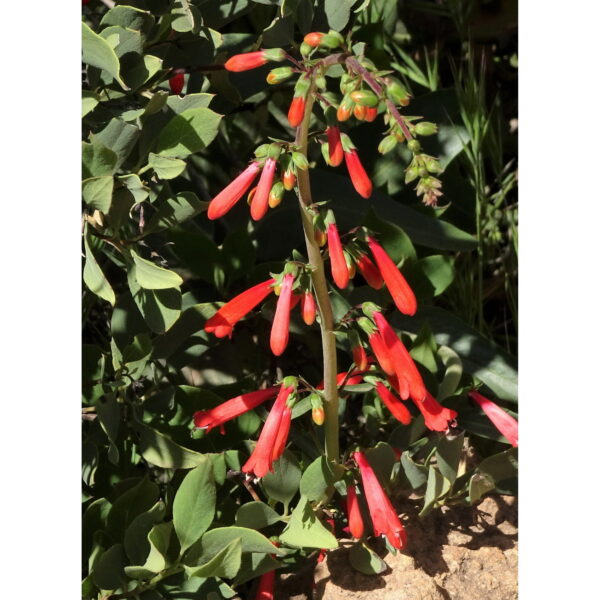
[368,331,395,376]
[344,149,372,198]
[205,278,275,338]
[300,292,317,325]
[375,382,412,425]
[270,273,294,356]
[316,370,365,390]
[326,126,344,167]
[288,95,306,128]
[327,223,349,289]
[224,51,268,72]
[208,162,262,220]
[169,72,184,95]
[352,343,368,371]
[243,383,295,477]
[469,391,518,446]
[250,158,277,221]
[413,391,458,432]
[345,484,365,539]
[254,570,275,600]
[388,372,410,401]
[372,311,427,402]
[356,253,384,289]
[354,451,407,550]
[193,387,279,432]
[271,404,292,460]
[367,236,417,316]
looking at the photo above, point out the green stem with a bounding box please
[294,82,339,462]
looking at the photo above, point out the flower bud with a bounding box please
[303,32,324,47]
[300,41,313,57]
[291,151,309,171]
[378,135,398,155]
[266,66,294,85]
[268,181,285,208]
[345,252,356,279]
[364,106,378,122]
[415,121,438,136]
[424,156,442,173]
[404,165,419,183]
[418,167,428,178]
[169,72,185,95]
[310,393,325,425]
[314,228,327,247]
[353,103,367,120]
[224,48,284,72]
[350,90,379,107]
[282,168,296,190]
[254,143,270,158]
[337,94,354,122]
[386,79,410,106]
[288,96,306,128]
[407,139,421,153]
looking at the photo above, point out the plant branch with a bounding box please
[294,82,339,462]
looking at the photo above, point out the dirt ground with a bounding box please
[277,495,518,600]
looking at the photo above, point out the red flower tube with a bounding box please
[372,311,426,402]
[288,95,306,128]
[193,387,279,433]
[224,50,271,72]
[352,342,368,371]
[208,162,262,220]
[300,291,317,325]
[270,273,294,356]
[344,149,372,199]
[327,223,349,289]
[469,391,518,447]
[346,484,365,539]
[169,72,184,95]
[375,382,412,425]
[250,158,277,221]
[367,236,417,316]
[354,451,407,550]
[316,369,365,390]
[368,331,395,376]
[412,391,457,432]
[271,404,292,460]
[243,383,295,477]
[388,372,410,401]
[365,106,378,122]
[205,278,275,338]
[356,253,384,289]
[326,126,344,167]
[254,570,275,600]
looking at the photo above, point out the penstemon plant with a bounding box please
[82,5,518,599]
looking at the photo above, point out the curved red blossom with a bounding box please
[375,382,412,425]
[356,253,384,289]
[271,405,292,460]
[352,343,368,371]
[372,311,426,402]
[354,451,407,550]
[327,223,349,289]
[368,236,417,316]
[288,96,306,128]
[270,273,294,356]
[254,569,275,600]
[205,278,275,338]
[169,72,184,95]
[346,484,365,539]
[413,391,458,432]
[388,372,410,401]
[250,158,277,221]
[368,331,395,376]
[208,162,262,220]
[344,149,372,198]
[193,387,279,433]
[225,51,268,72]
[469,391,518,446]
[327,126,344,167]
[243,383,294,477]
[316,369,365,390]
[300,291,317,325]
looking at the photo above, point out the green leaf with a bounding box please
[435,432,464,485]
[96,395,121,464]
[420,466,446,516]
[93,118,140,170]
[166,93,215,113]
[436,345,463,401]
[400,452,428,488]
[82,90,99,117]
[107,478,160,540]
[156,107,223,158]
[233,552,281,586]
[118,174,149,204]
[279,496,338,549]
[300,456,344,503]
[82,21,128,90]
[132,421,208,469]
[419,255,455,296]
[235,501,282,529]
[173,458,216,553]
[409,324,438,375]
[82,141,118,178]
[364,442,397,486]
[262,451,301,510]
[392,307,517,402]
[171,0,200,32]
[184,538,242,579]
[349,542,388,575]
[82,176,114,213]
[148,153,187,180]
[125,522,175,579]
[146,192,208,233]
[83,229,115,305]
[92,544,126,591]
[124,501,166,565]
[131,250,183,289]
[325,0,356,30]
[100,5,155,34]
[468,449,517,503]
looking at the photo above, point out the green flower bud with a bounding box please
[315,74,327,89]
[300,41,312,57]
[263,48,286,63]
[254,143,270,158]
[415,121,438,136]
[266,66,294,85]
[291,151,309,170]
[405,165,419,183]
[418,167,428,178]
[350,89,379,107]
[321,32,343,48]
[267,143,282,159]
[407,139,421,153]
[378,135,398,155]
[424,156,442,173]
[387,79,410,106]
